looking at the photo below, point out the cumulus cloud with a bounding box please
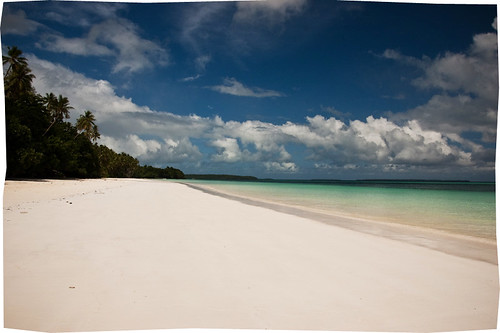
[100,135,203,166]
[384,19,498,145]
[209,77,284,98]
[210,114,482,175]
[413,48,497,100]
[264,161,298,173]
[28,55,214,167]
[397,94,497,143]
[281,115,474,168]
[100,134,162,159]
[29,56,493,177]
[220,120,291,160]
[211,137,244,162]
[28,55,151,117]
[210,120,294,167]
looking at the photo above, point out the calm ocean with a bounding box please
[179,179,496,241]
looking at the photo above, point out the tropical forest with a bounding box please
[3,46,184,179]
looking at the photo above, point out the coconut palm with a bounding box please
[3,47,35,98]
[43,94,73,136]
[4,64,35,98]
[43,93,56,112]
[75,110,100,142]
[3,46,28,79]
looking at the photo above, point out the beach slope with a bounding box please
[3,179,499,332]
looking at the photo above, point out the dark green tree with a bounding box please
[43,94,72,136]
[4,46,184,180]
[3,46,28,78]
[96,145,140,178]
[3,46,35,100]
[75,110,100,142]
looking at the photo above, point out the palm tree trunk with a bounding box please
[42,120,56,137]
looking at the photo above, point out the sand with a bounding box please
[3,178,499,332]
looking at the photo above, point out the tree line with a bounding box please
[4,46,184,179]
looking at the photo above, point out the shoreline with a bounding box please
[4,178,499,332]
[181,181,498,265]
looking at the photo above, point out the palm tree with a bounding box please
[3,46,35,98]
[3,46,28,79]
[43,94,73,136]
[43,92,56,107]
[4,64,35,98]
[75,110,100,142]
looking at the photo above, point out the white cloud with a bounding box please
[395,94,497,143]
[101,135,203,166]
[282,115,473,167]
[180,74,201,82]
[413,49,497,100]
[37,34,113,57]
[100,134,161,159]
[36,18,169,74]
[381,49,426,68]
[95,19,169,74]
[195,54,211,72]
[28,55,151,117]
[234,0,307,26]
[315,163,358,171]
[210,137,243,162]
[179,3,230,53]
[43,2,126,28]
[180,55,211,82]
[384,19,498,145]
[264,161,298,173]
[29,56,492,176]
[321,105,352,120]
[28,55,204,166]
[3,3,165,74]
[228,0,308,54]
[174,0,308,61]
[1,8,42,35]
[211,120,294,165]
[209,77,283,98]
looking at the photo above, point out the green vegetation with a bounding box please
[4,46,184,179]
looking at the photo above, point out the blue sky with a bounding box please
[1,0,498,180]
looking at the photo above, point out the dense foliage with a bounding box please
[4,46,184,179]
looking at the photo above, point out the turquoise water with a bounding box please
[178,179,496,240]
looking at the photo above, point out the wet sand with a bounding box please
[183,182,498,265]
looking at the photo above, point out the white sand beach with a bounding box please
[3,178,499,332]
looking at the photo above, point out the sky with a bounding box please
[0,0,498,180]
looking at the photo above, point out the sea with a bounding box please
[178,179,496,241]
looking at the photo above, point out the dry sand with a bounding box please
[3,178,499,332]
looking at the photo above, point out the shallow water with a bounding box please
[177,180,496,240]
